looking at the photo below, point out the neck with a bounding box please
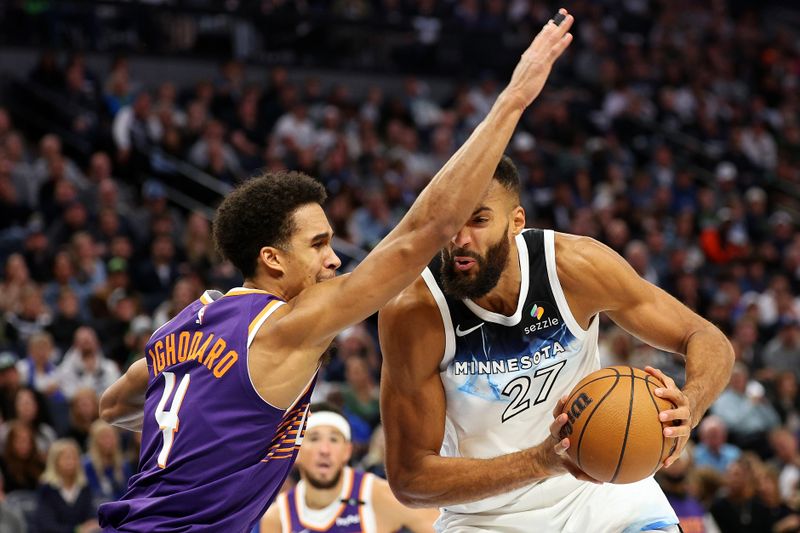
[243,275,290,301]
[473,239,521,316]
[303,469,346,510]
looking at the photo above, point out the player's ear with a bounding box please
[512,205,526,235]
[259,246,286,276]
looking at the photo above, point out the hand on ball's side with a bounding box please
[645,366,692,469]
[546,395,603,484]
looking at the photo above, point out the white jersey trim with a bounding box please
[362,472,377,533]
[422,268,457,371]
[463,232,530,326]
[543,230,588,341]
[247,301,285,348]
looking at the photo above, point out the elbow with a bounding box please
[98,391,116,423]
[387,467,437,508]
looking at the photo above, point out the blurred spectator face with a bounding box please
[99,209,120,237]
[172,279,198,310]
[726,459,754,497]
[92,421,119,458]
[56,442,80,480]
[756,468,783,507]
[20,287,45,318]
[770,430,798,463]
[89,152,112,181]
[345,357,372,389]
[14,388,38,424]
[54,179,78,204]
[186,101,208,131]
[779,320,800,345]
[624,241,649,276]
[699,416,728,452]
[776,372,797,400]
[110,236,134,260]
[5,132,25,161]
[72,233,97,262]
[0,108,10,135]
[58,290,80,318]
[64,202,88,229]
[71,389,99,425]
[74,327,100,357]
[730,364,749,394]
[28,333,54,366]
[8,423,35,459]
[157,82,176,104]
[204,120,225,142]
[152,236,175,264]
[133,92,152,118]
[296,424,352,490]
[39,134,62,160]
[4,253,29,283]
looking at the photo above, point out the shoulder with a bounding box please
[380,276,438,323]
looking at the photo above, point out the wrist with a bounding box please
[682,385,704,428]
[495,90,528,115]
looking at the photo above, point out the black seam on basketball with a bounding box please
[610,367,636,483]
[576,367,621,473]
[645,375,665,477]
[563,374,621,414]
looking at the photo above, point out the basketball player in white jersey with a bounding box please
[260,405,438,533]
[378,157,734,532]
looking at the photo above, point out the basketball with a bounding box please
[559,366,677,484]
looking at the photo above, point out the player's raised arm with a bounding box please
[274,11,574,350]
[378,279,579,508]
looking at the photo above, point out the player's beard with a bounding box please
[440,227,510,300]
[305,467,343,490]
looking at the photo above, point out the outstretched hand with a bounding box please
[548,395,603,484]
[505,8,575,109]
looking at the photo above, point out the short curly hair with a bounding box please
[213,171,327,279]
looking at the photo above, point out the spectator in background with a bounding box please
[655,446,707,533]
[341,356,380,431]
[755,464,800,533]
[187,119,242,179]
[771,372,800,433]
[47,290,82,356]
[762,317,800,383]
[82,421,130,505]
[711,362,781,452]
[152,277,199,330]
[34,439,98,533]
[56,327,119,400]
[711,455,773,533]
[134,234,180,312]
[64,389,99,452]
[0,422,44,493]
[0,254,32,314]
[0,387,56,454]
[111,90,161,169]
[0,471,27,532]
[43,251,82,312]
[694,415,742,474]
[5,285,52,353]
[70,233,107,300]
[770,429,800,505]
[15,333,60,399]
[0,352,22,421]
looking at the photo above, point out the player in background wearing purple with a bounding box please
[259,404,438,533]
[95,10,576,532]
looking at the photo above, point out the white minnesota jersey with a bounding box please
[422,229,678,532]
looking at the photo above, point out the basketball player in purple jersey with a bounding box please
[378,157,735,531]
[260,404,438,533]
[95,10,576,532]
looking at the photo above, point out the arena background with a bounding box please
[0,1,799,531]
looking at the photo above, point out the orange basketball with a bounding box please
[559,366,676,484]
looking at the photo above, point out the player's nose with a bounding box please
[326,249,342,271]
[451,227,471,248]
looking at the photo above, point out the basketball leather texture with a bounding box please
[559,366,677,484]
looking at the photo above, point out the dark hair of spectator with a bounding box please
[213,171,327,279]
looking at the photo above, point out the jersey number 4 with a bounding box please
[155,371,191,468]
[501,360,566,422]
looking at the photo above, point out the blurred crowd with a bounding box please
[0,0,798,532]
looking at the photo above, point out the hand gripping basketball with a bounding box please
[549,395,603,485]
[645,366,693,469]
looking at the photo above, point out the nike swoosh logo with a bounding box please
[455,322,485,337]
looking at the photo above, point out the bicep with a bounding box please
[592,246,710,355]
[378,294,447,478]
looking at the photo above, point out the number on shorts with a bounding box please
[501,360,567,422]
[155,371,191,468]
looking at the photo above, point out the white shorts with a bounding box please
[435,476,679,533]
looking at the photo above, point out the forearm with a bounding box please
[682,324,734,427]
[99,359,148,432]
[392,441,560,508]
[401,94,524,245]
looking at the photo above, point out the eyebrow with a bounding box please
[310,231,333,243]
[471,206,492,216]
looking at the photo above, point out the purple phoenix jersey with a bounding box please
[99,288,318,533]
[281,468,373,532]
